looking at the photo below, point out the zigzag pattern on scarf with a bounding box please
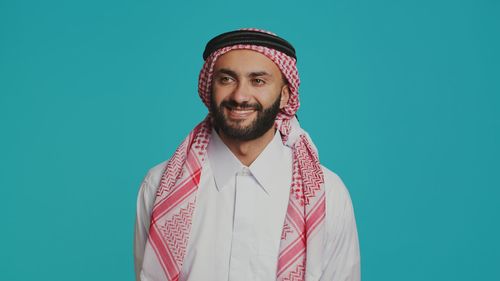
[146,119,211,281]
[156,138,190,197]
[159,201,196,264]
[281,223,294,240]
[290,136,324,207]
[155,119,210,199]
[282,264,306,281]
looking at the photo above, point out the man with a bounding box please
[134,28,360,281]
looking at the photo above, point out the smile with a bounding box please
[226,107,257,119]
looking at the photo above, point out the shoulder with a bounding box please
[138,160,168,197]
[320,165,359,248]
[144,160,169,185]
[320,165,356,226]
[321,165,352,205]
[135,160,170,222]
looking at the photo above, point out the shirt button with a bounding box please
[240,167,251,176]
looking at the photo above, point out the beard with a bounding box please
[210,93,281,141]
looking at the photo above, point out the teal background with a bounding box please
[1,0,498,280]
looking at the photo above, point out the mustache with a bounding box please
[220,100,263,111]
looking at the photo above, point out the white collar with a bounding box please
[207,128,292,196]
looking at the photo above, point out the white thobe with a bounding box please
[134,129,360,281]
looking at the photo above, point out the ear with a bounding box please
[280,84,290,109]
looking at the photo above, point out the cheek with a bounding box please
[212,83,235,98]
[211,86,226,104]
[259,87,281,105]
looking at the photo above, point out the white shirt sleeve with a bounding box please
[132,172,155,281]
[133,162,167,281]
[134,176,149,281]
[320,170,361,281]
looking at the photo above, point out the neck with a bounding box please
[217,126,277,166]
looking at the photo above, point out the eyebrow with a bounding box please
[215,68,273,78]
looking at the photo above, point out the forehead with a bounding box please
[213,50,281,75]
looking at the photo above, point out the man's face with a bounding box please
[210,50,289,141]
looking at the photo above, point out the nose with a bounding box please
[229,80,251,104]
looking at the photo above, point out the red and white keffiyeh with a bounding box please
[141,28,326,281]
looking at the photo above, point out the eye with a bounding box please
[253,78,265,85]
[218,76,233,84]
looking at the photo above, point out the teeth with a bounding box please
[230,108,254,112]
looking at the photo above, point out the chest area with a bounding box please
[182,167,292,281]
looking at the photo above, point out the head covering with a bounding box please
[202,29,297,60]
[141,28,326,281]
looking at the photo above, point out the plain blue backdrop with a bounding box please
[1,0,499,280]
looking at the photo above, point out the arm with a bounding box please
[320,171,361,281]
[133,173,154,281]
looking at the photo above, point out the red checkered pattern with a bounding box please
[142,28,325,281]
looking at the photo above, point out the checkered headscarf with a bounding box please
[141,28,326,281]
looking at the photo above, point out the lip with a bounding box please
[225,107,256,120]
